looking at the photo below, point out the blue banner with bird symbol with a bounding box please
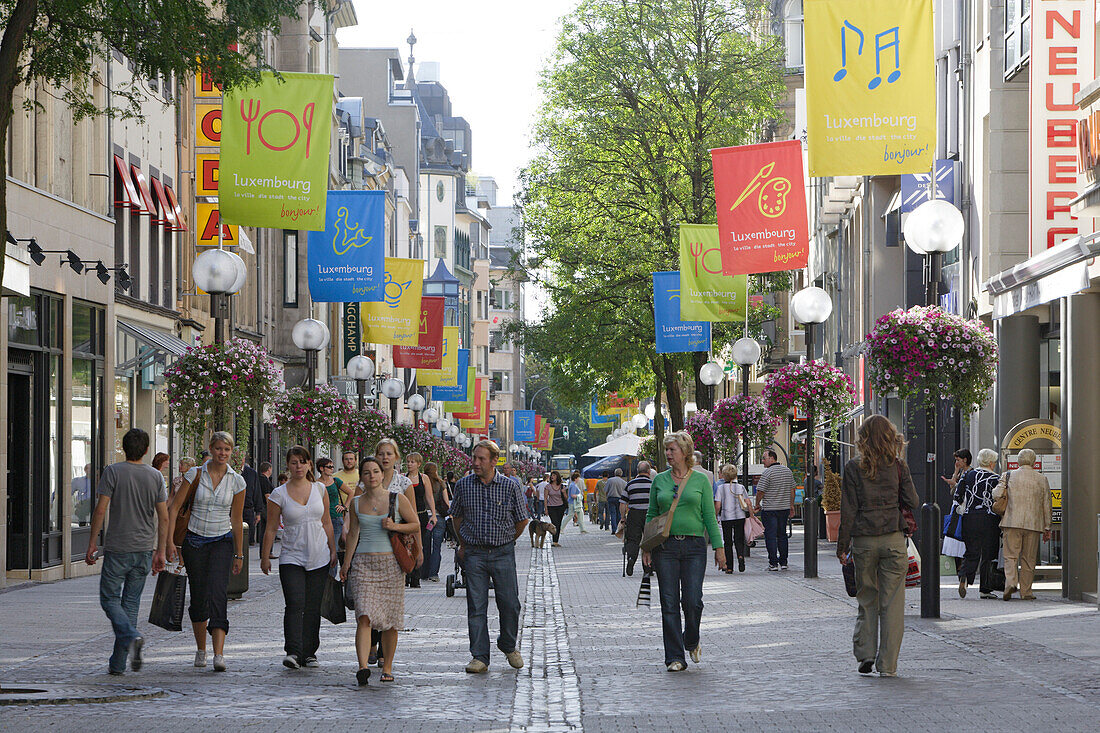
[307,190,385,302]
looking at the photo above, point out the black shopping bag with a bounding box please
[321,574,347,624]
[148,568,187,631]
[842,559,858,598]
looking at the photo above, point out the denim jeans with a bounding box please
[652,536,708,665]
[463,543,522,665]
[278,563,328,661]
[423,519,446,579]
[606,502,622,534]
[99,551,152,673]
[761,509,790,567]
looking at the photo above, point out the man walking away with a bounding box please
[241,457,263,546]
[85,428,168,675]
[450,440,530,674]
[621,462,653,576]
[604,468,628,534]
[754,449,796,571]
[693,452,715,487]
[594,472,609,528]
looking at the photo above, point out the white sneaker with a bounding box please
[689,644,702,664]
[212,654,227,672]
[194,650,207,668]
[282,655,300,669]
[666,660,686,672]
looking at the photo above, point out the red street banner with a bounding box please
[453,378,485,420]
[393,297,444,369]
[534,421,552,449]
[533,414,544,444]
[711,141,809,275]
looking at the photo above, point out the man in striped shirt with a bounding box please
[753,449,796,571]
[620,462,653,576]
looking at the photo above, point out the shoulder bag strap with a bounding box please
[180,471,202,512]
[662,473,690,532]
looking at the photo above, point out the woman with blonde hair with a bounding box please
[837,415,920,677]
[167,431,247,672]
[642,432,725,671]
[993,448,1052,601]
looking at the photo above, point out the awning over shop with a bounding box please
[984,231,1100,319]
[117,319,192,371]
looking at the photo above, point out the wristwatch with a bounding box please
[234,554,244,559]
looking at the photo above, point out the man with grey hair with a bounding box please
[953,447,1002,599]
[603,468,628,534]
[693,451,715,487]
[620,462,653,575]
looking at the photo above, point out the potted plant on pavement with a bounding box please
[821,465,842,542]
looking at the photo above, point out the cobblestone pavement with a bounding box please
[2,522,1099,731]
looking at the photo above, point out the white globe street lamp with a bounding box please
[381,377,404,423]
[632,413,648,430]
[193,248,244,344]
[423,407,439,424]
[699,361,724,386]
[292,318,330,391]
[447,424,460,438]
[346,355,375,410]
[903,199,964,255]
[731,336,762,508]
[790,286,834,326]
[407,392,426,426]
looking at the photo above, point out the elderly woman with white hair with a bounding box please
[993,448,1052,601]
[952,448,1002,599]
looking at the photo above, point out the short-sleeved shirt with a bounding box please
[99,462,168,553]
[334,468,360,490]
[535,481,548,501]
[449,471,530,547]
[622,475,652,511]
[269,483,330,570]
[183,463,247,538]
[715,482,749,521]
[604,476,628,501]
[385,472,412,496]
[756,464,797,510]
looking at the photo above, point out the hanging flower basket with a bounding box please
[272,384,354,449]
[165,338,282,444]
[863,306,997,414]
[639,435,659,464]
[711,395,780,458]
[684,410,716,458]
[340,408,392,456]
[762,361,856,433]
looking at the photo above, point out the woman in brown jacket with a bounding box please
[837,415,920,678]
[992,448,1052,600]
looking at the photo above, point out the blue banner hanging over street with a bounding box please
[514,410,537,441]
[653,271,711,354]
[307,190,385,303]
[900,159,955,213]
[429,349,470,401]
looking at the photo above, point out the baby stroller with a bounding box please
[444,515,493,597]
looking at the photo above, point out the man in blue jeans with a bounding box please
[449,440,530,674]
[85,428,169,675]
[753,449,797,571]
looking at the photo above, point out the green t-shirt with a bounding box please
[645,470,723,549]
[595,479,607,502]
[325,477,344,520]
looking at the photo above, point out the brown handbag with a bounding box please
[172,471,203,546]
[992,470,1010,516]
[387,493,417,573]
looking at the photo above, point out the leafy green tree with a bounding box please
[512,0,788,436]
[0,0,300,284]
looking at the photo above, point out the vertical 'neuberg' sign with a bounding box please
[1030,1,1096,255]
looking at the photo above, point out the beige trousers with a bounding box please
[851,531,908,675]
[1002,527,1040,596]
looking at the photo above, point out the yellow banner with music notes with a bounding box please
[805,0,935,176]
[678,224,747,321]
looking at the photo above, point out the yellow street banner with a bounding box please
[678,224,747,321]
[417,327,461,386]
[805,0,935,176]
[220,72,334,230]
[443,367,478,412]
[361,258,423,346]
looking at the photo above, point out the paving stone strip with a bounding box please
[511,545,582,733]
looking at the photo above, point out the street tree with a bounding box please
[513,0,787,437]
[0,0,301,285]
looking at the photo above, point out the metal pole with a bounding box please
[921,251,943,618]
[356,379,366,411]
[389,397,398,424]
[803,324,818,578]
[305,350,316,392]
[741,365,750,492]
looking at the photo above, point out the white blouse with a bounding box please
[183,463,247,538]
[269,482,331,571]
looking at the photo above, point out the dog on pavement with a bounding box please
[528,520,556,548]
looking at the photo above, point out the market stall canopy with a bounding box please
[583,433,643,457]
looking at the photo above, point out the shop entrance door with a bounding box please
[6,370,34,573]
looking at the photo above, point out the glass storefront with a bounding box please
[70,302,105,555]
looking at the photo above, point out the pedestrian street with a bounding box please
[1,526,1098,732]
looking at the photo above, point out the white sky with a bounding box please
[337,0,580,203]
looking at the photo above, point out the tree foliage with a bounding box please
[511,0,787,430]
[0,0,301,283]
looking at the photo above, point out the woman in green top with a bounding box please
[316,458,348,549]
[642,431,725,671]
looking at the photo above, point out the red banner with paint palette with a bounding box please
[711,140,809,275]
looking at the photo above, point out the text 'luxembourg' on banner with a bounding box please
[417,327,461,386]
[430,349,470,401]
[442,365,477,411]
[677,224,748,321]
[307,190,386,303]
[652,271,711,354]
[514,410,537,442]
[361,258,424,346]
[711,141,809,275]
[220,72,334,230]
[804,0,936,177]
[393,296,445,369]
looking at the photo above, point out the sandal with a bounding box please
[356,668,371,687]
[380,672,394,683]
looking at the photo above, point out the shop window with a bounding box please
[48,354,61,532]
[785,0,804,69]
[1005,0,1031,78]
[492,370,512,395]
[7,294,38,346]
[283,230,298,307]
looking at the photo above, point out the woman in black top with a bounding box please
[422,461,450,582]
[404,452,436,588]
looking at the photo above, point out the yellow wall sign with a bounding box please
[804,0,936,176]
[195,202,238,247]
[360,258,424,346]
[196,104,222,147]
[1002,420,1062,450]
[197,154,220,197]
